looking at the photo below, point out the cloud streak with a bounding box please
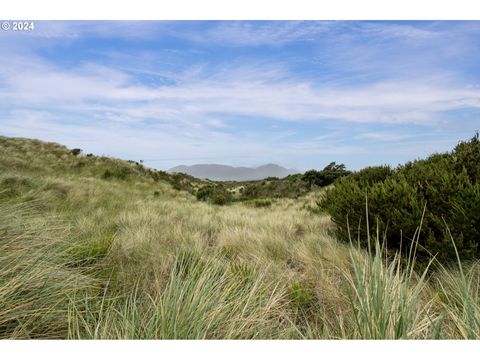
[1,54,479,125]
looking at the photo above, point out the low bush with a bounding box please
[196,185,232,205]
[211,193,227,206]
[70,148,82,156]
[238,177,309,200]
[167,173,195,193]
[318,134,480,264]
[196,185,215,201]
[453,131,480,183]
[302,162,350,189]
[349,165,394,185]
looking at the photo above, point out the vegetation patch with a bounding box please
[102,166,133,180]
[1,134,480,339]
[318,133,480,263]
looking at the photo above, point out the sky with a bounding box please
[0,20,479,171]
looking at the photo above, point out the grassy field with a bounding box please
[0,135,479,339]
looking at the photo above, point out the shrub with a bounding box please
[196,185,215,201]
[102,170,113,179]
[242,184,258,198]
[302,162,350,188]
[453,131,480,183]
[167,173,194,193]
[349,165,394,185]
[196,185,232,205]
[70,148,82,156]
[238,177,309,200]
[211,193,227,206]
[153,191,160,197]
[318,134,480,264]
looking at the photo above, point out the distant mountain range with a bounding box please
[168,163,298,181]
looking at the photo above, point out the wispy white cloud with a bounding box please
[175,21,338,46]
[1,54,479,126]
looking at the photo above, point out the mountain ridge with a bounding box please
[168,163,298,181]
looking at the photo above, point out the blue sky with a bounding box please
[0,21,479,171]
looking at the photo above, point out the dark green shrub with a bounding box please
[196,185,231,205]
[114,166,132,180]
[211,193,227,206]
[70,148,82,156]
[238,178,309,200]
[196,185,215,201]
[349,165,394,185]
[302,162,350,188]
[318,134,480,263]
[167,173,194,193]
[102,170,113,179]
[284,173,302,182]
[242,184,258,198]
[153,191,160,197]
[453,131,480,183]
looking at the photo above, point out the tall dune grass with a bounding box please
[0,201,94,339]
[343,228,437,339]
[68,252,290,339]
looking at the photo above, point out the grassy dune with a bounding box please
[0,135,479,339]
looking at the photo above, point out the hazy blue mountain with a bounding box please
[168,163,298,181]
